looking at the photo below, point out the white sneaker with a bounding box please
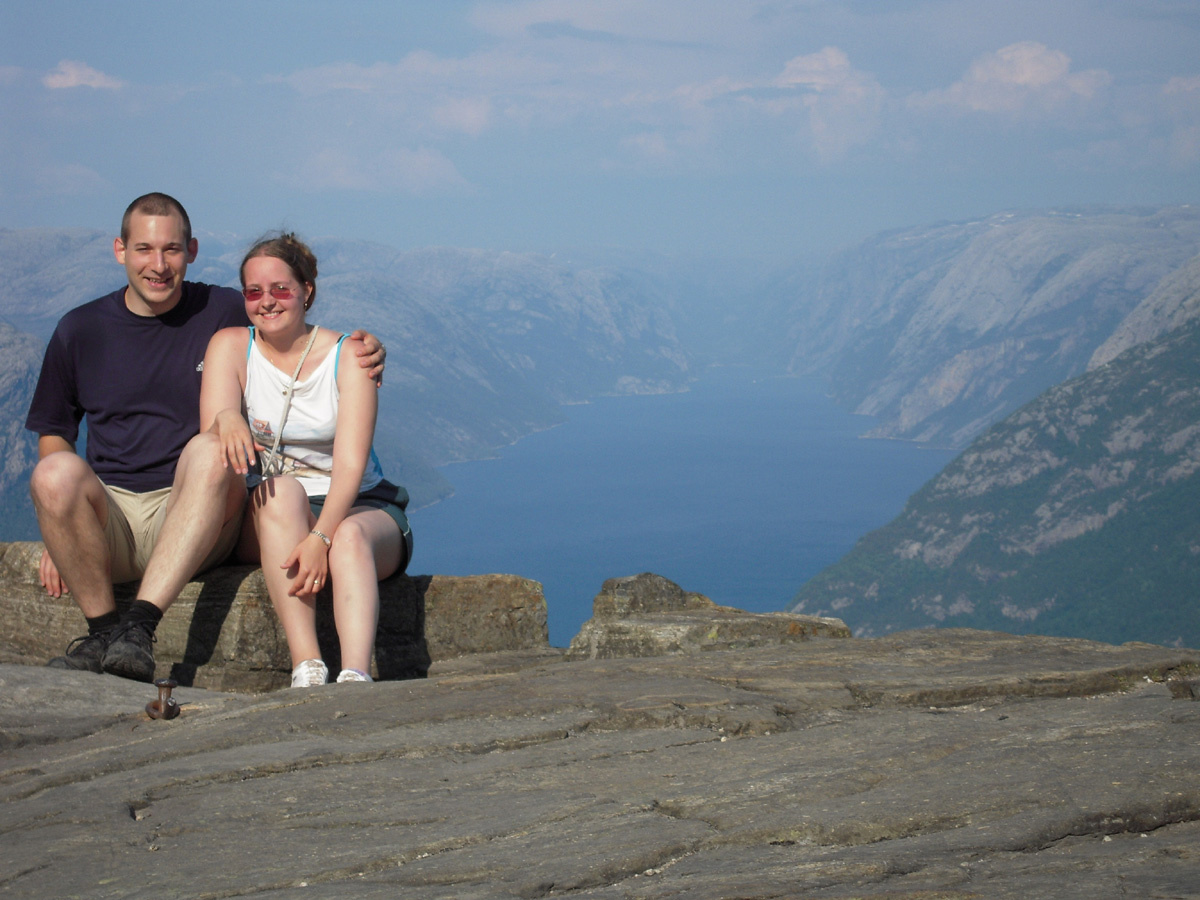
[336,668,373,683]
[291,658,328,688]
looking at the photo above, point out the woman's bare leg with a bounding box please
[327,508,402,674]
[248,477,321,668]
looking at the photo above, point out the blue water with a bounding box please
[409,367,956,647]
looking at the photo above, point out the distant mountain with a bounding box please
[0,229,693,534]
[767,207,1200,448]
[0,228,119,339]
[790,319,1200,648]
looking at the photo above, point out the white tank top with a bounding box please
[243,327,383,497]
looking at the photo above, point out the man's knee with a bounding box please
[177,433,243,493]
[178,432,221,471]
[30,452,97,511]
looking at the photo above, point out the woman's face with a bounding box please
[241,255,312,335]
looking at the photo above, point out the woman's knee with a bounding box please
[249,477,310,526]
[328,517,374,567]
[330,512,404,579]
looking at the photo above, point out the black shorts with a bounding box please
[308,479,412,573]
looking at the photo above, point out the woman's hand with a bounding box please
[284,532,330,599]
[212,408,261,475]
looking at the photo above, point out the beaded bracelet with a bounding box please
[310,529,332,547]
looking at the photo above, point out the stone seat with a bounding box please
[0,541,549,692]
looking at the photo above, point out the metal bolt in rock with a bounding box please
[145,678,180,720]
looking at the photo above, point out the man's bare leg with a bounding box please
[101,432,245,682]
[29,451,115,617]
[29,451,120,671]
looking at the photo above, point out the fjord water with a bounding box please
[410,367,956,647]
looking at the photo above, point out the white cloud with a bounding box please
[910,41,1109,115]
[621,46,884,161]
[271,7,894,167]
[286,146,470,195]
[266,23,1164,181]
[760,47,885,159]
[775,47,861,93]
[42,60,124,91]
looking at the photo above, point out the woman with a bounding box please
[201,233,411,687]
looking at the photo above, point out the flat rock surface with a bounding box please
[2,629,1199,899]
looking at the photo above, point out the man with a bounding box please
[25,192,385,682]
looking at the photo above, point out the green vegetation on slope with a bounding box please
[793,319,1200,648]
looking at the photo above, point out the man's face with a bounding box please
[113,211,198,316]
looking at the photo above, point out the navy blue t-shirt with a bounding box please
[25,282,248,492]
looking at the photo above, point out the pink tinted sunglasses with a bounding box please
[242,284,300,302]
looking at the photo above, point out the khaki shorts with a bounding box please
[103,484,242,585]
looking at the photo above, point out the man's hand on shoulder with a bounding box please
[348,330,386,387]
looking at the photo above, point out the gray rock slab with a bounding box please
[0,542,549,691]
[1,628,1197,898]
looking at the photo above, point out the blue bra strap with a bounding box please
[334,333,348,380]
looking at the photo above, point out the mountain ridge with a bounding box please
[769,205,1200,448]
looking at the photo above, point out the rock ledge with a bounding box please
[567,572,851,659]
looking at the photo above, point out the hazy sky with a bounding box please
[3,1,1199,262]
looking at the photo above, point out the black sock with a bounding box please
[121,599,164,632]
[86,611,121,635]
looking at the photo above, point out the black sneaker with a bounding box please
[47,629,114,673]
[101,621,157,683]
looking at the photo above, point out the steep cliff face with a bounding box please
[774,207,1200,447]
[1089,249,1200,367]
[791,319,1200,648]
